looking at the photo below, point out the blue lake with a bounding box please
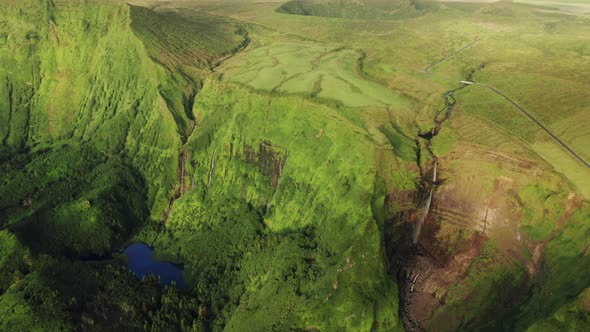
[124,243,185,288]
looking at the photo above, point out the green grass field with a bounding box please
[222,42,411,108]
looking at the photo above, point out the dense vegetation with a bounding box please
[138,80,402,329]
[0,1,244,330]
[1,0,590,331]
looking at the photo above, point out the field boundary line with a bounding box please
[424,37,480,74]
[461,81,590,168]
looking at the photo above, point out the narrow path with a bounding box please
[461,81,590,168]
[424,38,480,75]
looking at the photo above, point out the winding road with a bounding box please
[461,81,590,168]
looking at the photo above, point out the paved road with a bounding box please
[461,81,590,168]
[424,38,480,75]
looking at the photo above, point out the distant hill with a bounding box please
[276,0,421,19]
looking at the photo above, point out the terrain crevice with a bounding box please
[399,84,466,332]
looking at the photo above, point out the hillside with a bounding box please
[1,0,590,331]
[0,1,247,330]
[276,0,420,19]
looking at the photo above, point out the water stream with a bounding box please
[412,88,459,244]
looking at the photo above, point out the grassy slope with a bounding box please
[223,42,411,108]
[138,80,403,330]
[0,1,244,330]
[0,0,589,330]
[0,1,402,330]
[0,1,191,327]
[0,0,182,222]
[189,1,590,330]
[208,0,590,165]
[118,1,590,330]
[128,4,249,139]
[276,0,420,20]
[526,287,590,331]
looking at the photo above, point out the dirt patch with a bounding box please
[421,235,484,295]
[411,293,442,324]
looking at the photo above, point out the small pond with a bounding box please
[124,243,185,288]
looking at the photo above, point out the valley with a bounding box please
[1,0,589,331]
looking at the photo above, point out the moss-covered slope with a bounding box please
[137,80,403,330]
[0,1,184,222]
[0,1,401,330]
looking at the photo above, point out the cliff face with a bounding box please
[0,1,184,222]
[0,1,248,220]
[0,2,402,330]
[386,110,590,331]
[0,3,195,329]
[1,1,589,331]
[150,80,402,330]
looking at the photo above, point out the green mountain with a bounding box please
[1,0,590,331]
